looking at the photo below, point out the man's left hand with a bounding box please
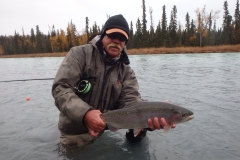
[148,117,176,130]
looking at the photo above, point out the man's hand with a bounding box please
[148,117,176,130]
[83,110,106,137]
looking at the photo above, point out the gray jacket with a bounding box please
[52,36,142,134]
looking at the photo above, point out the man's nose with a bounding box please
[112,38,121,43]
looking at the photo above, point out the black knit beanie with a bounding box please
[101,14,129,39]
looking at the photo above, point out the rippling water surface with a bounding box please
[0,53,240,160]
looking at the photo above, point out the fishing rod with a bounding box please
[0,78,54,83]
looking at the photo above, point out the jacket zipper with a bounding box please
[97,63,117,111]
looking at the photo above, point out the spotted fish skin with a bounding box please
[100,102,194,133]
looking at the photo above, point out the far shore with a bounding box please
[0,44,240,58]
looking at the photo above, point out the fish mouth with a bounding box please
[186,115,194,121]
[181,115,194,123]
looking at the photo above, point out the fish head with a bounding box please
[170,108,194,124]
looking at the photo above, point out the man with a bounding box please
[52,14,175,149]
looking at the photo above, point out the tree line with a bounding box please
[0,0,239,55]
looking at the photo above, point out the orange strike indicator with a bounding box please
[26,97,30,101]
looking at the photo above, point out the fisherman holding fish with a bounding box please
[52,14,181,149]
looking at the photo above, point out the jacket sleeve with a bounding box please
[52,46,92,128]
[118,65,143,108]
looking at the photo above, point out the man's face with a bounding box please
[102,32,127,58]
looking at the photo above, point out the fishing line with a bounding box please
[0,78,54,83]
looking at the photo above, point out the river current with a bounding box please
[0,53,239,160]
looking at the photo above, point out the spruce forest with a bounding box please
[0,0,239,55]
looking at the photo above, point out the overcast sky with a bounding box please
[0,0,236,36]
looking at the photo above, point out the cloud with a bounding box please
[0,0,235,36]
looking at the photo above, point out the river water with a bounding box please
[0,53,240,160]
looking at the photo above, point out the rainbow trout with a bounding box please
[100,102,194,135]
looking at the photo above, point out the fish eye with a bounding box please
[182,113,186,117]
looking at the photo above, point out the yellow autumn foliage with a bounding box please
[189,34,197,45]
[49,36,59,52]
[79,33,88,45]
[202,29,208,38]
[58,30,68,51]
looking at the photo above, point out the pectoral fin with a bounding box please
[133,129,143,137]
[163,125,171,134]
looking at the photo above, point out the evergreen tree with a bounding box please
[155,21,162,47]
[141,0,148,47]
[2,2,240,55]
[208,13,213,31]
[142,0,147,33]
[126,21,134,49]
[206,13,215,45]
[36,25,43,53]
[222,0,233,44]
[30,28,35,46]
[50,25,56,37]
[91,21,99,35]
[13,31,20,54]
[189,19,197,46]
[149,7,155,47]
[85,17,90,39]
[234,0,240,43]
[185,12,191,46]
[235,0,240,30]
[161,5,168,46]
[196,11,204,47]
[46,32,52,53]
[190,19,196,34]
[185,13,190,33]
[216,28,222,45]
[149,7,154,32]
[177,23,182,46]
[134,18,142,48]
[181,29,187,46]
[165,27,172,47]
[169,5,178,47]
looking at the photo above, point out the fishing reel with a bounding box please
[74,76,96,94]
[74,80,91,94]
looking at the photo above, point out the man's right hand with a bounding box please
[83,110,106,137]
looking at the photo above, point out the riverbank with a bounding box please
[0,44,239,58]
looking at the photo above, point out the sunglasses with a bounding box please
[106,33,127,42]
